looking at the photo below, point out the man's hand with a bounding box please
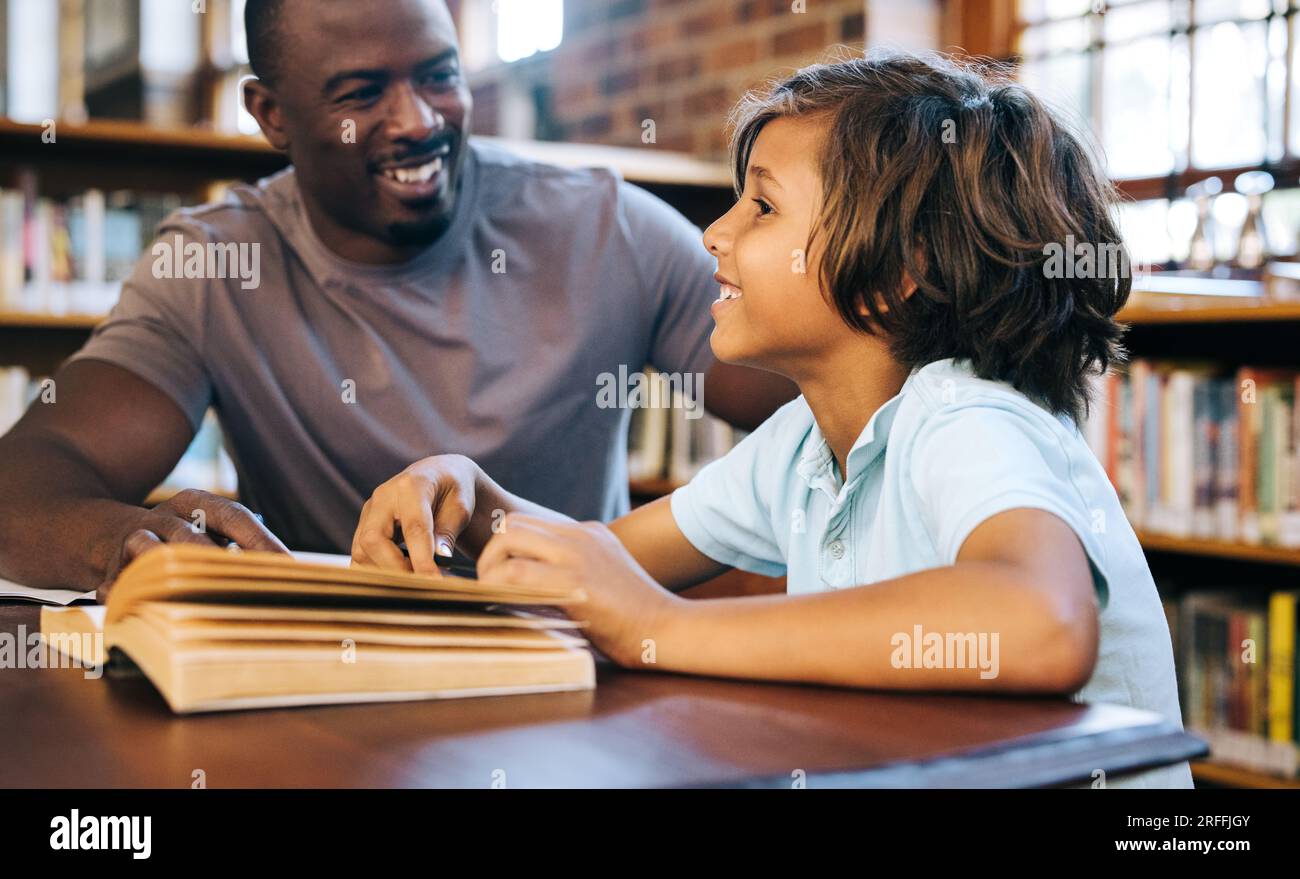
[477,514,681,668]
[97,488,288,602]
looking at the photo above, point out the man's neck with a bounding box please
[297,185,446,266]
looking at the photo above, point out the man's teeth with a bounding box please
[718,284,742,300]
[383,157,443,184]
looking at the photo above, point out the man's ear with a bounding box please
[243,79,290,152]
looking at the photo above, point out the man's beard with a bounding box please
[385,211,452,248]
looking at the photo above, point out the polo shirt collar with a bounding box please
[796,371,917,500]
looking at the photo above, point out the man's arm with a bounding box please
[0,360,285,594]
[702,362,797,432]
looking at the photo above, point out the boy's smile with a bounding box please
[710,272,743,317]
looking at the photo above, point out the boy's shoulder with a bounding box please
[894,358,1076,441]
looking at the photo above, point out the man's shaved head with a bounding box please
[244,0,287,86]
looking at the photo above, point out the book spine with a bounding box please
[1269,592,1297,744]
[1240,367,1260,544]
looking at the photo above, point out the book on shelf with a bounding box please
[151,409,239,500]
[627,368,747,487]
[0,365,42,436]
[1169,588,1300,778]
[41,544,595,713]
[1086,359,1300,547]
[0,176,187,316]
[0,367,236,499]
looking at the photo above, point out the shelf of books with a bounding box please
[6,117,1300,785]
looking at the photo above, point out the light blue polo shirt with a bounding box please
[671,358,1192,788]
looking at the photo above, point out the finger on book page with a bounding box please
[203,496,289,554]
[399,495,441,576]
[478,518,566,571]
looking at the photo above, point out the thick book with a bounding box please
[40,545,595,713]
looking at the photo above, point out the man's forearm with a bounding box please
[0,432,143,591]
[644,561,1098,694]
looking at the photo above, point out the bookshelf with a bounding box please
[1190,760,1300,790]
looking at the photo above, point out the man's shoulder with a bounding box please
[156,168,297,244]
[469,138,681,224]
[473,138,624,208]
[470,138,622,199]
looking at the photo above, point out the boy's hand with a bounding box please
[351,454,482,575]
[477,514,682,668]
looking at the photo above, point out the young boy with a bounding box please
[351,52,1191,788]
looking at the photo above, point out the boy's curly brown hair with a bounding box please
[728,50,1130,423]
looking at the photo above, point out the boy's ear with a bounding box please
[855,272,919,319]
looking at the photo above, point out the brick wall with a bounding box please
[466,0,869,159]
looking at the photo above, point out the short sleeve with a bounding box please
[907,404,1110,605]
[669,402,800,577]
[617,182,718,381]
[67,219,214,430]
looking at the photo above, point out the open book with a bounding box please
[41,545,594,713]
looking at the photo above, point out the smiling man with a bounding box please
[0,0,792,595]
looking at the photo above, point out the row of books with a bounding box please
[626,371,748,485]
[0,366,236,498]
[1170,589,1300,777]
[1085,360,1300,546]
[0,180,185,316]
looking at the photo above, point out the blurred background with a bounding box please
[3,0,1300,789]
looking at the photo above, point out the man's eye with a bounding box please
[753,198,774,216]
[341,85,383,103]
[420,70,461,88]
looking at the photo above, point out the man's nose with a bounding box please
[386,81,444,142]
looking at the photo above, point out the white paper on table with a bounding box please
[0,576,95,606]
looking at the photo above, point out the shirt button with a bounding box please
[828,539,846,560]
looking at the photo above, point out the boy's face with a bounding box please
[702,116,850,374]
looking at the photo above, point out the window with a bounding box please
[1018,0,1298,263]
[496,0,563,63]
[461,0,564,72]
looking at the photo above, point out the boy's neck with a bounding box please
[794,347,911,480]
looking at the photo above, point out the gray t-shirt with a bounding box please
[71,140,719,552]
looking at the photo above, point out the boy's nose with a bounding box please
[702,216,732,257]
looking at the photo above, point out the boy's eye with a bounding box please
[752,198,774,216]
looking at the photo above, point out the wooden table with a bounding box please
[0,603,1205,788]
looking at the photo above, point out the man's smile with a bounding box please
[372,143,454,203]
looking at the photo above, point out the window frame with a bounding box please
[1014,0,1300,201]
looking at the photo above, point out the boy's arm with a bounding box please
[478,507,1099,695]
[609,496,730,590]
[647,507,1099,693]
